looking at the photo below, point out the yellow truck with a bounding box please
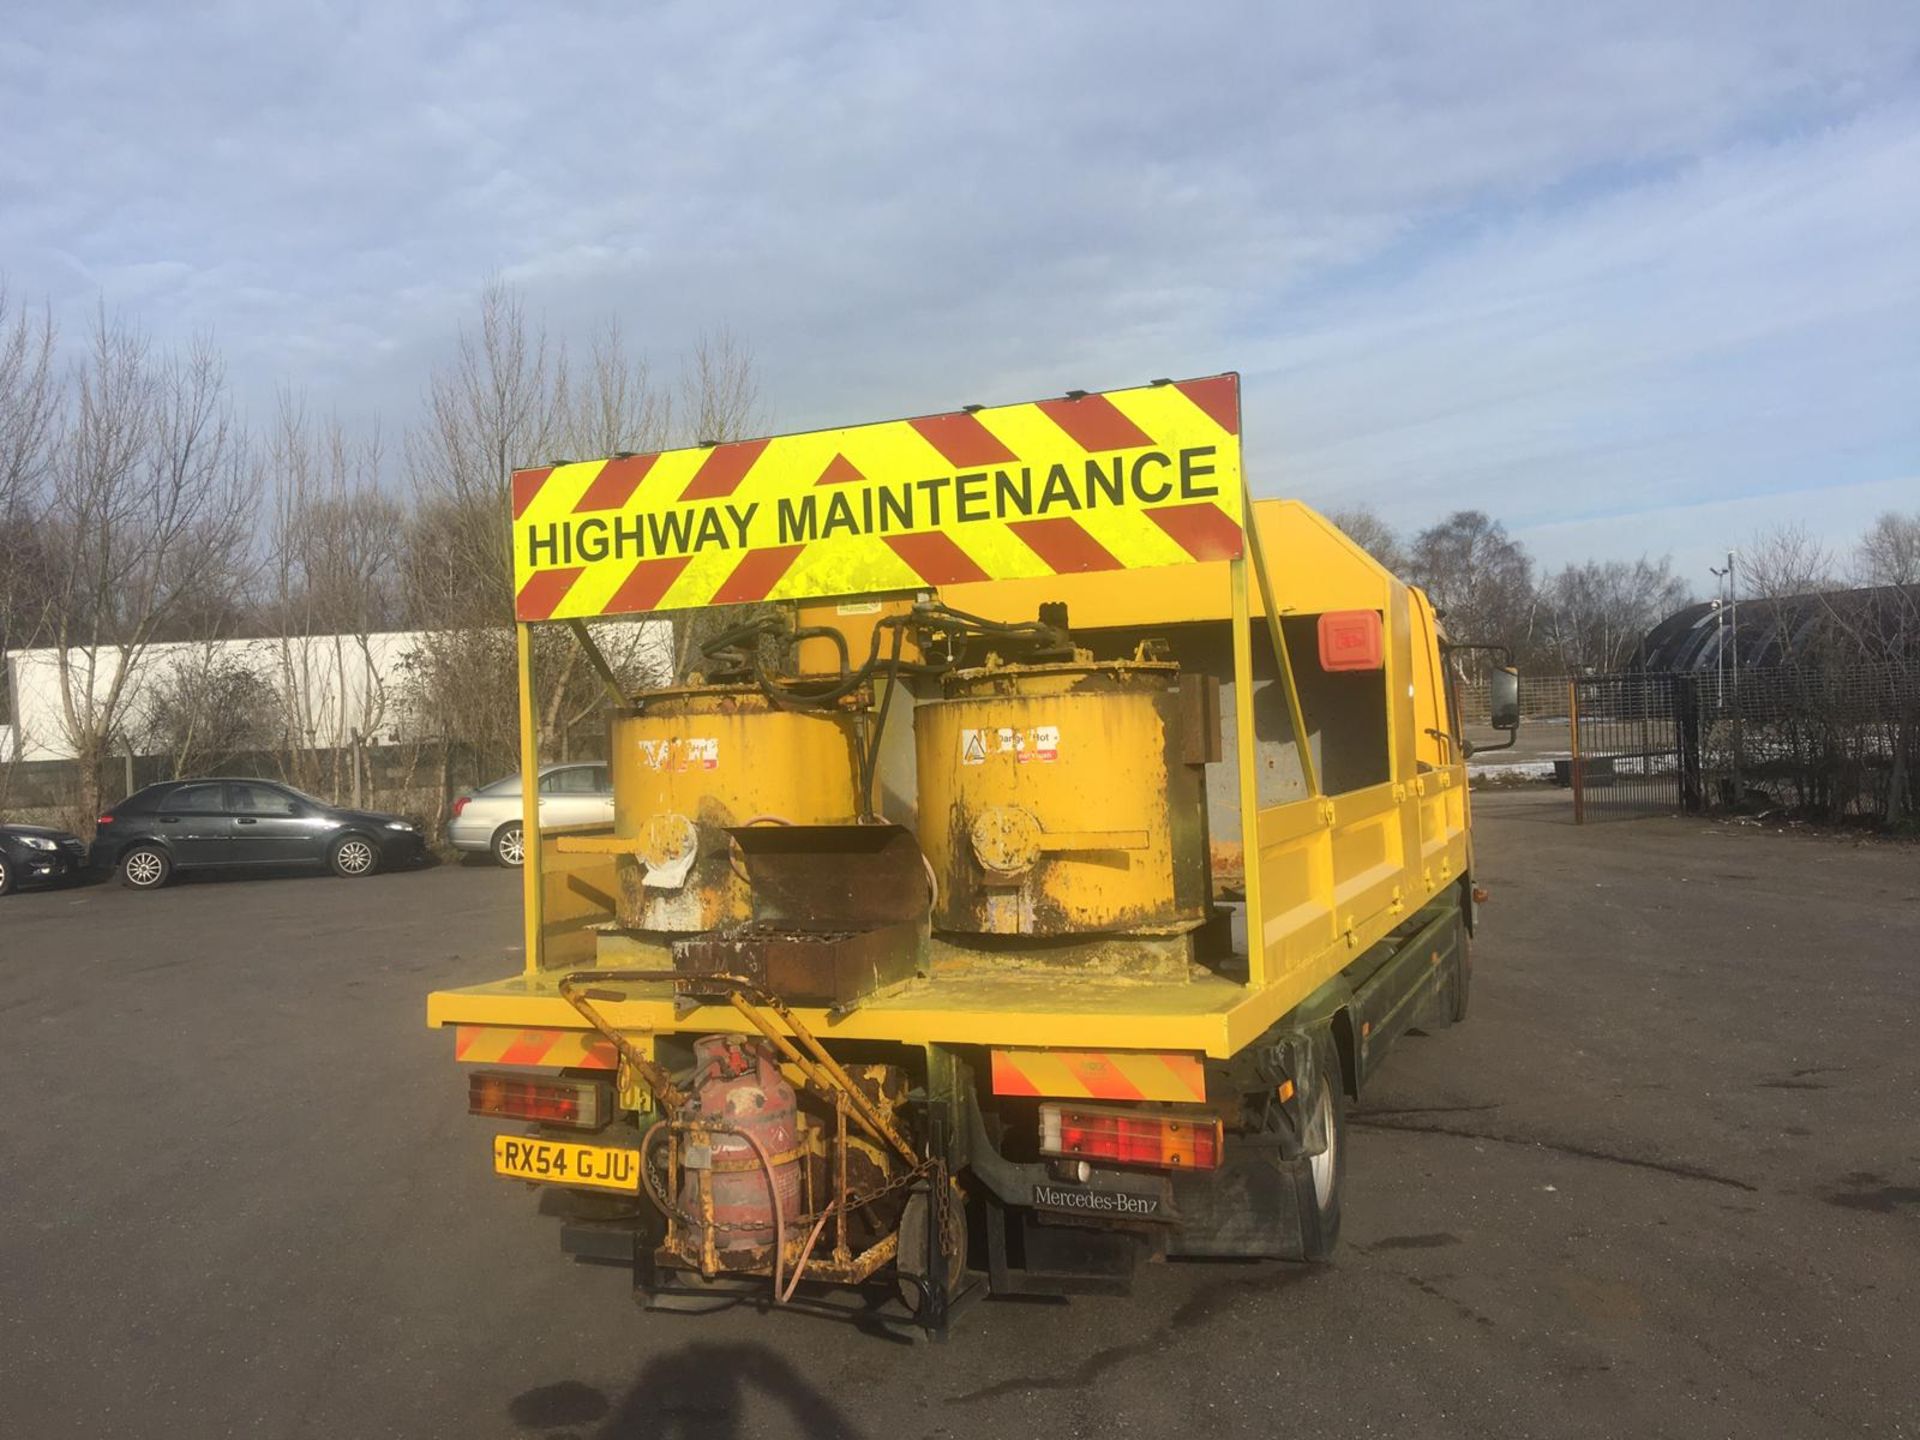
[429,373,1516,1336]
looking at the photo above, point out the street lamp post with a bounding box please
[1709,551,1741,803]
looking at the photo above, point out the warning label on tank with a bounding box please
[639,737,719,771]
[960,725,1059,765]
[1020,725,1060,763]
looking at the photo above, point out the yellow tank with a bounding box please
[914,659,1210,937]
[611,685,865,931]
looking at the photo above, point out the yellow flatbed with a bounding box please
[429,761,1468,1060]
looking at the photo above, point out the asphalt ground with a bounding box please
[1,793,1916,1439]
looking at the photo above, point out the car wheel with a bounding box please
[0,855,13,896]
[120,846,172,891]
[492,823,525,868]
[1292,1033,1347,1262]
[330,834,379,878]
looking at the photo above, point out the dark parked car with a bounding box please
[89,779,427,891]
[0,822,90,896]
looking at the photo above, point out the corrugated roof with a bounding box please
[1638,584,1920,671]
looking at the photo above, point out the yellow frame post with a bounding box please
[516,621,544,975]
[1229,553,1268,989]
[1242,496,1319,798]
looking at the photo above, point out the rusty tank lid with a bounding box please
[623,680,869,716]
[938,654,1180,699]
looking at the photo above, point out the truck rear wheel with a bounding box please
[897,1178,967,1315]
[1293,1036,1346,1261]
[1450,930,1472,1023]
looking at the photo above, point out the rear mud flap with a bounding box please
[962,1084,1309,1270]
[984,1198,1147,1297]
[1164,1137,1308,1259]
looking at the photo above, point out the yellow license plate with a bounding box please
[492,1134,640,1192]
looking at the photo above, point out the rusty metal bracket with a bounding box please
[565,618,629,709]
[557,967,920,1167]
[722,989,920,1166]
[556,970,689,1110]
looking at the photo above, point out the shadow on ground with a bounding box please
[512,1342,862,1440]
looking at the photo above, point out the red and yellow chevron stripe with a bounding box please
[453,1025,617,1070]
[511,374,1243,620]
[991,1047,1207,1104]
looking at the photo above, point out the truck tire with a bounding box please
[897,1178,967,1314]
[1292,1034,1346,1261]
[1450,930,1472,1024]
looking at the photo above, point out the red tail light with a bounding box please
[451,796,469,818]
[97,815,114,826]
[468,1070,611,1131]
[1040,1103,1222,1171]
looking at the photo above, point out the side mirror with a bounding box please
[1489,667,1521,732]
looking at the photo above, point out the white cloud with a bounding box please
[1270,106,1920,523]
[0,1,1914,570]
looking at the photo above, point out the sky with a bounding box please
[3,1,1917,589]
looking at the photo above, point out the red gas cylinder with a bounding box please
[678,1035,802,1250]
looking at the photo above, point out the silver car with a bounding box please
[448,762,615,866]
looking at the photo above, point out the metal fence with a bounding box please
[1568,662,1919,826]
[1703,663,1919,824]
[1569,673,1688,820]
[1458,675,1570,721]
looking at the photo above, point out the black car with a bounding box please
[0,822,90,896]
[90,778,427,890]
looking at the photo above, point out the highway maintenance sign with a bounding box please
[511,373,1244,621]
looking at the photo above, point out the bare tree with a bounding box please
[0,284,57,806]
[401,286,677,812]
[40,310,258,819]
[401,283,569,808]
[132,645,276,780]
[1854,511,1920,587]
[0,284,57,600]
[1325,504,1407,578]
[566,317,672,460]
[1406,510,1536,653]
[269,395,404,803]
[678,327,762,447]
[1537,557,1691,672]
[1741,523,1835,600]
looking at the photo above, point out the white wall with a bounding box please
[2,621,671,763]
